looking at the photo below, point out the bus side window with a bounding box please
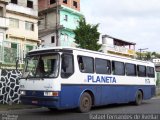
[77,56,94,73]
[112,61,125,75]
[61,54,74,78]
[147,66,155,78]
[95,58,111,74]
[137,65,146,77]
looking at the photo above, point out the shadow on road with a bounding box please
[91,101,151,111]
[23,101,152,116]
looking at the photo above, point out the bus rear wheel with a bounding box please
[134,90,143,105]
[78,92,92,113]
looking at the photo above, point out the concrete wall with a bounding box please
[41,33,57,46]
[38,11,58,30]
[38,0,80,11]
[60,9,80,30]
[0,69,21,104]
[59,29,75,47]
[6,12,38,41]
[8,0,38,11]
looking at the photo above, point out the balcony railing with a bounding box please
[0,17,9,29]
[101,44,136,56]
[6,3,38,17]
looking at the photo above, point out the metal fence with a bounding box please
[0,41,23,69]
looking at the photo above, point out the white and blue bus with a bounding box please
[20,47,156,112]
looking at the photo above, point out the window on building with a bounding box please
[63,0,67,4]
[112,61,125,75]
[147,67,155,78]
[11,43,17,49]
[73,1,77,8]
[9,18,19,28]
[61,54,74,78]
[25,21,34,31]
[26,45,33,52]
[77,56,94,73]
[51,36,55,43]
[0,7,3,17]
[11,0,17,4]
[27,0,33,8]
[64,15,68,21]
[38,20,41,26]
[50,0,56,4]
[95,58,111,74]
[125,63,137,76]
[137,65,146,77]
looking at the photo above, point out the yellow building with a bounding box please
[0,0,39,68]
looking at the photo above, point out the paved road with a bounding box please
[0,97,160,120]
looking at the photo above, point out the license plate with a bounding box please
[32,101,38,104]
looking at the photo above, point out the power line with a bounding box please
[138,48,148,60]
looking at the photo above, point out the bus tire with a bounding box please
[78,92,92,113]
[134,90,143,105]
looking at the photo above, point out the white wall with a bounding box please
[41,33,57,47]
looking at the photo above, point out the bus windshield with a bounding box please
[22,54,59,79]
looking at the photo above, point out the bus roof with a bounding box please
[29,46,154,65]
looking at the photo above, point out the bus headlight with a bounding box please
[44,92,59,96]
[20,91,26,95]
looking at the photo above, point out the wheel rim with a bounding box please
[82,97,90,109]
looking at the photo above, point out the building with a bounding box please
[0,0,39,68]
[38,0,83,47]
[152,58,160,65]
[0,0,9,64]
[100,35,136,58]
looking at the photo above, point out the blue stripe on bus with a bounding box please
[21,85,156,110]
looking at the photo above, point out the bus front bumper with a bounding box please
[20,95,59,108]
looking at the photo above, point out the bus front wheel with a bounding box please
[78,92,92,113]
[134,90,143,105]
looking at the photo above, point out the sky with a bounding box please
[81,0,160,52]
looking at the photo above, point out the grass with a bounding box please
[0,103,39,111]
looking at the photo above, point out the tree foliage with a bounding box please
[73,18,101,51]
[136,51,160,60]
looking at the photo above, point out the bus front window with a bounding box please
[23,54,59,78]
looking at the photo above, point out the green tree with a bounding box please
[145,52,151,60]
[74,18,101,51]
[151,52,157,58]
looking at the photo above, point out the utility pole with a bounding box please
[56,0,59,46]
[138,48,148,60]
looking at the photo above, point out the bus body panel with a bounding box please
[20,84,155,110]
